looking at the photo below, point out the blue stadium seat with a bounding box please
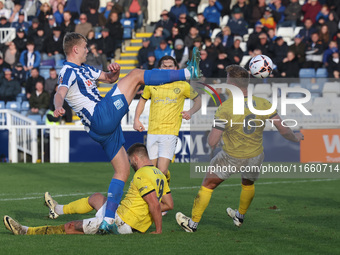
[27,114,43,125]
[316,68,328,78]
[21,101,30,111]
[56,59,65,67]
[40,68,50,79]
[16,93,26,103]
[121,18,136,39]
[316,78,328,85]
[299,68,316,78]
[5,101,21,112]
[305,83,324,94]
[289,83,304,88]
[0,101,5,109]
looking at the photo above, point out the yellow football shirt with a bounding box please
[116,165,170,233]
[141,81,199,136]
[214,96,277,158]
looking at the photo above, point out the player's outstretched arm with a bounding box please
[133,98,147,132]
[271,115,304,142]
[160,193,174,212]
[98,62,121,83]
[54,86,68,117]
[181,96,202,120]
[143,191,162,234]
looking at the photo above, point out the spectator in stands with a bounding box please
[0,1,10,19]
[39,3,53,25]
[23,0,40,21]
[177,13,196,39]
[184,26,201,50]
[99,1,123,27]
[302,0,322,23]
[28,81,50,116]
[75,13,93,37]
[326,50,340,78]
[249,0,267,28]
[0,54,11,75]
[282,0,301,29]
[226,36,244,65]
[255,32,272,57]
[184,0,200,17]
[212,36,225,55]
[60,11,75,35]
[44,15,58,37]
[192,37,203,51]
[289,34,306,64]
[227,7,248,36]
[247,21,264,53]
[86,6,100,28]
[142,51,157,70]
[204,37,218,61]
[155,10,174,36]
[150,26,166,49]
[170,0,188,21]
[220,0,232,17]
[0,16,10,28]
[154,40,172,61]
[272,36,288,65]
[86,29,96,46]
[318,24,331,48]
[137,37,152,68]
[54,3,65,26]
[50,0,66,14]
[64,0,82,19]
[32,26,47,53]
[167,26,182,48]
[86,43,107,71]
[214,50,231,78]
[216,26,234,49]
[25,68,45,99]
[8,3,21,23]
[199,49,214,78]
[326,11,338,39]
[4,41,20,68]
[260,7,277,29]
[203,0,223,30]
[298,18,316,43]
[122,0,148,32]
[43,26,64,64]
[80,0,99,15]
[19,41,41,77]
[323,40,338,65]
[96,28,115,59]
[304,32,324,69]
[269,0,286,26]
[105,12,123,53]
[12,62,26,87]
[171,38,189,68]
[231,0,249,22]
[276,51,300,77]
[11,10,30,34]
[44,68,58,95]
[196,13,210,41]
[27,18,40,39]
[0,68,21,103]
[13,28,28,54]
[267,28,277,42]
[316,4,330,22]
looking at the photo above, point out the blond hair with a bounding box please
[63,32,87,56]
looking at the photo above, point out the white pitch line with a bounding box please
[0,179,338,202]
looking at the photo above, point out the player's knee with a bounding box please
[242,178,254,185]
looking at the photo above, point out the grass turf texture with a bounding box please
[0,163,339,255]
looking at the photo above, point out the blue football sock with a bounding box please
[105,179,125,219]
[144,69,186,85]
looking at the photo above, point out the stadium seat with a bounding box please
[40,68,50,79]
[240,42,247,52]
[220,15,229,27]
[120,18,136,39]
[0,101,5,109]
[289,83,303,88]
[27,114,43,125]
[21,101,30,111]
[210,28,221,40]
[253,83,271,98]
[56,59,65,67]
[305,83,323,93]
[299,68,316,78]
[316,68,328,78]
[197,3,208,13]
[240,55,251,68]
[16,93,26,103]
[277,27,294,39]
[322,82,340,98]
[5,101,21,112]
[294,26,303,36]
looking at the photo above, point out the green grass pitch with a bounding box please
[0,163,339,255]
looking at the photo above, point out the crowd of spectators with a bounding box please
[1,0,340,122]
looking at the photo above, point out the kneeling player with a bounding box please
[4,144,173,235]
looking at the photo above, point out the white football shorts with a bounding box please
[82,202,133,235]
[210,150,264,181]
[146,134,178,160]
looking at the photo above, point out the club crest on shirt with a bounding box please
[174,88,181,94]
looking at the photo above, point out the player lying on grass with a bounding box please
[53,33,200,234]
[4,143,173,235]
[176,65,304,232]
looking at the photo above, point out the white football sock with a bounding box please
[55,205,64,215]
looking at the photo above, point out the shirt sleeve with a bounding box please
[134,172,155,198]
[184,83,199,100]
[163,178,171,195]
[58,68,76,89]
[86,64,102,80]
[213,103,228,130]
[141,85,151,100]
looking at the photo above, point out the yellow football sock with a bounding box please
[27,225,65,235]
[165,170,171,186]
[238,184,255,215]
[63,197,93,214]
[192,186,213,223]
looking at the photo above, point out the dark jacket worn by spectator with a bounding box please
[0,72,21,102]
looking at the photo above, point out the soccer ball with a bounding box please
[249,55,273,78]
